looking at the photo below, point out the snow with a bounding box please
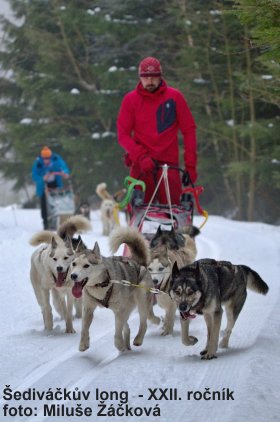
[108,66,118,73]
[226,119,235,127]
[209,10,222,16]
[70,89,80,95]
[20,118,33,125]
[0,208,279,422]
[193,78,208,85]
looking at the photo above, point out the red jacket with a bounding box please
[117,79,197,182]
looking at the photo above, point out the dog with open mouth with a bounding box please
[148,225,199,337]
[29,215,91,332]
[70,226,160,353]
[170,258,269,359]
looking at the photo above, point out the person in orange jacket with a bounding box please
[117,56,197,204]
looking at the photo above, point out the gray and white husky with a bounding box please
[170,259,269,359]
[148,226,199,336]
[29,215,91,333]
[70,226,160,353]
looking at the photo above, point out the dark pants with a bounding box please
[40,193,48,229]
[130,162,181,204]
[40,181,59,229]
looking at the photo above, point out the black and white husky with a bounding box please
[170,259,269,359]
[148,226,199,336]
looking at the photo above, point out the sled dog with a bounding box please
[76,202,91,220]
[70,226,160,353]
[29,215,91,332]
[170,258,269,359]
[96,183,123,236]
[148,226,199,336]
[150,225,200,250]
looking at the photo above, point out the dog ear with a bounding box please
[64,235,74,251]
[51,236,57,250]
[156,225,162,236]
[185,225,200,238]
[170,261,180,290]
[92,241,101,258]
[150,225,162,248]
[171,261,180,278]
[74,235,87,253]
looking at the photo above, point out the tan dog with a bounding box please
[96,183,120,236]
[29,215,91,332]
[148,226,199,337]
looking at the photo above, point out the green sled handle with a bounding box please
[118,176,146,210]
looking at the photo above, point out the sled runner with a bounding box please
[45,173,75,230]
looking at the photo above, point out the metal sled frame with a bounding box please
[45,179,75,230]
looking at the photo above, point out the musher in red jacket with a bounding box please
[117,56,197,204]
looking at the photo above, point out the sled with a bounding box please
[118,165,208,243]
[45,174,75,230]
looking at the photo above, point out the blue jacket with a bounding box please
[32,153,70,197]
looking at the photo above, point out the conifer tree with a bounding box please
[0,0,279,221]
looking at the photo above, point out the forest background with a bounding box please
[0,0,279,223]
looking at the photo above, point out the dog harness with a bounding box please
[92,280,114,308]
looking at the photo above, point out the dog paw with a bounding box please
[65,327,76,334]
[115,338,126,351]
[133,336,143,347]
[44,323,53,331]
[219,338,229,348]
[201,353,217,360]
[79,342,89,352]
[161,328,173,336]
[117,346,127,352]
[183,336,198,346]
[200,349,217,359]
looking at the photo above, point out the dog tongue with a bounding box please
[180,311,196,320]
[72,282,83,298]
[56,272,66,287]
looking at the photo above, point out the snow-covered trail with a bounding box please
[0,208,279,422]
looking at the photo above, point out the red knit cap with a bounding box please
[41,146,52,158]
[138,57,162,77]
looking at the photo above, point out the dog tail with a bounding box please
[113,188,127,202]
[242,265,269,295]
[57,215,92,240]
[109,227,150,266]
[29,231,60,246]
[96,182,113,200]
